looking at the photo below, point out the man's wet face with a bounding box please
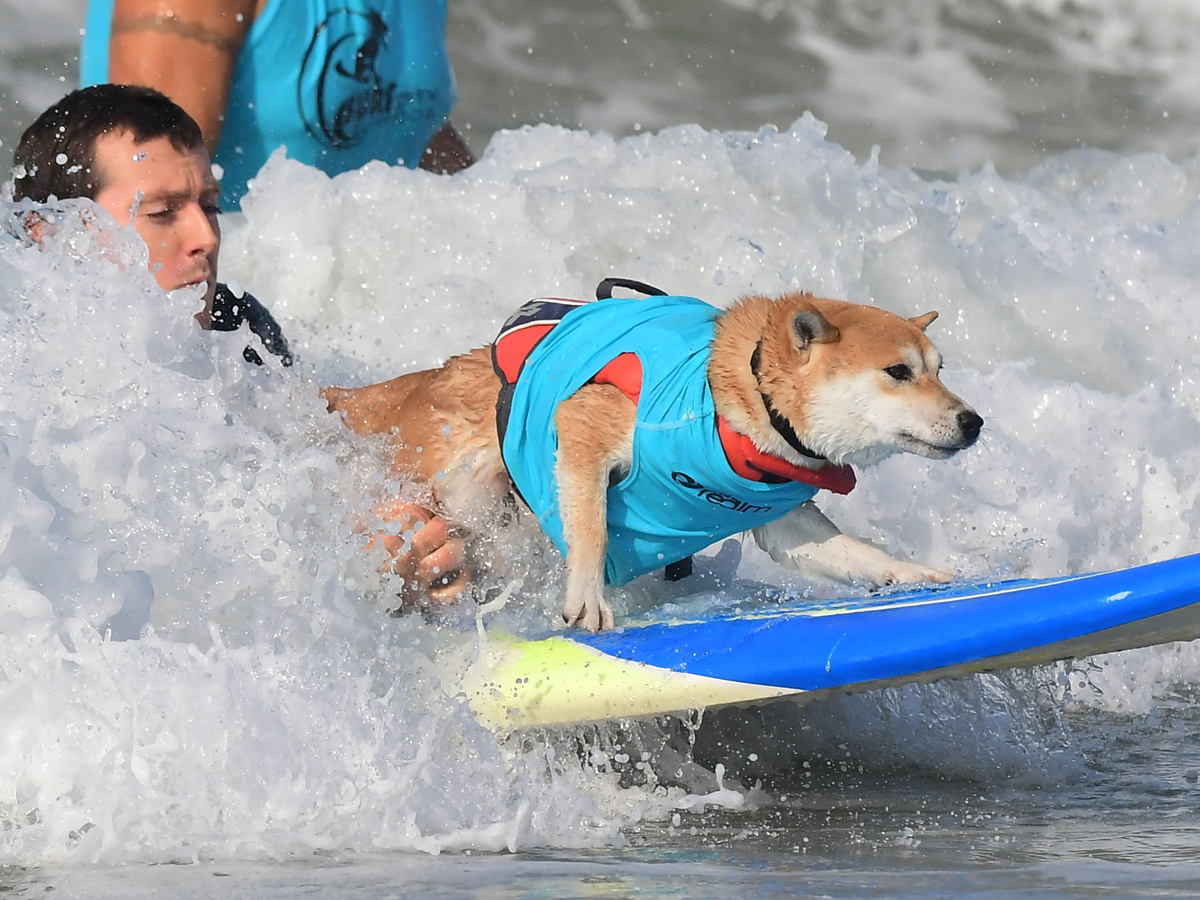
[92,130,221,320]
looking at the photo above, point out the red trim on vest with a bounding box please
[495,323,555,382]
[716,417,857,494]
[591,352,643,403]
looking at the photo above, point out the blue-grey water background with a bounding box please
[7,0,1200,175]
[6,1,1200,897]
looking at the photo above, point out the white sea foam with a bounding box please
[3,114,1200,864]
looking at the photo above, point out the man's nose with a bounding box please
[183,203,219,255]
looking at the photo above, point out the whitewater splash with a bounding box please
[4,115,1200,864]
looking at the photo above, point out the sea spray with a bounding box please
[0,203,627,863]
[4,115,1200,864]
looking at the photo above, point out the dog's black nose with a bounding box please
[958,410,984,444]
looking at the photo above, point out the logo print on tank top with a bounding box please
[298,7,441,156]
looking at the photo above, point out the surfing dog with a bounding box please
[324,280,983,632]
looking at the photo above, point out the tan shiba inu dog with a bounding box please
[325,285,982,633]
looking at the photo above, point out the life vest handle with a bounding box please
[596,277,668,300]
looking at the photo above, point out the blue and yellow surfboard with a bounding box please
[463,553,1200,730]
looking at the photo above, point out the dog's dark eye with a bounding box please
[885,363,914,382]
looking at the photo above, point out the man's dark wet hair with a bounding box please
[12,83,205,203]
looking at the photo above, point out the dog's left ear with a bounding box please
[909,311,939,331]
[792,308,840,348]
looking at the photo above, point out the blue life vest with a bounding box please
[82,0,457,207]
[496,295,823,586]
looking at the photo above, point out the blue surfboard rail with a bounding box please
[561,553,1200,691]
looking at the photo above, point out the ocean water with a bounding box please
[5,1,1200,897]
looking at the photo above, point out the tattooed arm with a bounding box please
[109,0,259,154]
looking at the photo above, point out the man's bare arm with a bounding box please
[109,0,259,153]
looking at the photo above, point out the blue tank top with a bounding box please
[501,296,821,586]
[82,0,457,207]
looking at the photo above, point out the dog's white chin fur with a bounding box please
[798,374,973,468]
[892,434,964,459]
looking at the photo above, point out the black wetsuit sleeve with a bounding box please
[209,282,294,366]
[240,293,293,366]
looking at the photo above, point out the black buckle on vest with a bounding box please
[664,556,693,582]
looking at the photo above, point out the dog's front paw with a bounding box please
[880,561,954,586]
[562,591,615,633]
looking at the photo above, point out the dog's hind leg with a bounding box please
[554,383,636,632]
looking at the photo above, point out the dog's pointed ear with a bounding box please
[909,311,938,331]
[792,308,839,348]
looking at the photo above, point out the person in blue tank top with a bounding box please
[500,295,824,586]
[81,0,473,208]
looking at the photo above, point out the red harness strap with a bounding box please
[716,417,856,494]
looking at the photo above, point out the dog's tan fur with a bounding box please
[325,292,982,632]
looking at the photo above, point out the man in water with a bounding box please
[13,82,291,365]
[11,83,469,605]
